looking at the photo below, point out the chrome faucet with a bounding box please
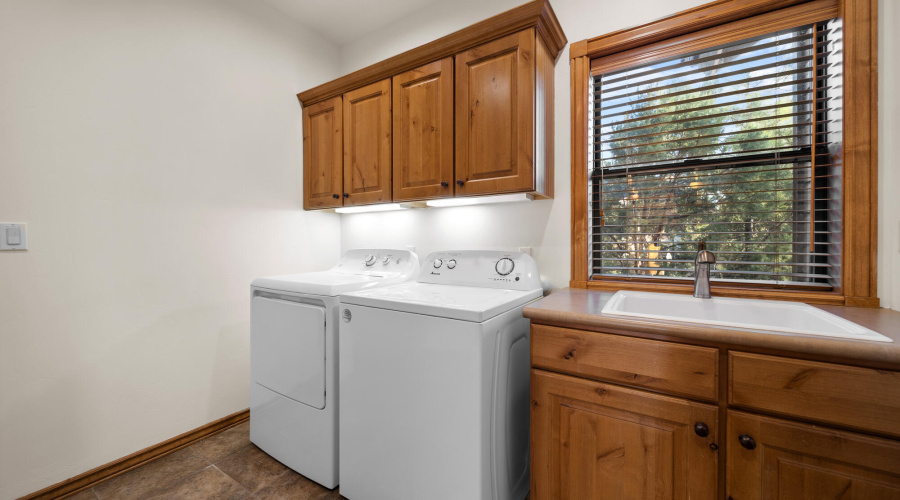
[694,241,716,299]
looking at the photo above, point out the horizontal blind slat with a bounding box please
[590,21,841,287]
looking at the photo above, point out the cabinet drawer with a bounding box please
[531,325,719,401]
[729,351,900,437]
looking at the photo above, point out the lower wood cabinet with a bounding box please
[531,369,718,500]
[531,324,900,500]
[727,411,900,499]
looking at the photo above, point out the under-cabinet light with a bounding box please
[425,193,534,208]
[335,203,407,214]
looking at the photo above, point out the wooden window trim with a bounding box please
[569,0,879,307]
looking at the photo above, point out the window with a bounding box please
[591,21,842,289]
[569,0,879,306]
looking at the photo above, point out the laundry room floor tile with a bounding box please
[190,421,252,463]
[93,447,210,500]
[215,444,290,493]
[143,465,252,500]
[64,488,100,500]
[79,420,341,499]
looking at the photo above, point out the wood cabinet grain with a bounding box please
[392,58,454,202]
[531,369,719,500]
[302,97,342,209]
[342,79,392,206]
[727,410,900,499]
[532,324,719,401]
[729,351,900,438]
[455,30,536,196]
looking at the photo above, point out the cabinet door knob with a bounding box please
[738,434,757,450]
[332,194,339,199]
[694,422,709,437]
[343,193,349,198]
[441,181,449,188]
[456,179,465,187]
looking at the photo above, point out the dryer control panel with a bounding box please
[418,250,541,291]
[333,249,419,276]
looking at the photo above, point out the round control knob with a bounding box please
[382,256,391,265]
[433,258,443,268]
[495,258,515,276]
[446,259,457,269]
[364,254,376,266]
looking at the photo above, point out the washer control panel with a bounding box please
[420,250,540,290]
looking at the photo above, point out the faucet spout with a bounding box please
[694,241,716,299]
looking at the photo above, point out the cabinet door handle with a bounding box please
[456,179,465,186]
[441,181,449,188]
[738,434,757,450]
[694,422,709,437]
[343,193,349,198]
[332,194,340,199]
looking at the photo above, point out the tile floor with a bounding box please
[67,421,340,500]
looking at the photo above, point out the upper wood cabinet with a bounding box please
[302,97,342,210]
[392,58,454,202]
[343,79,392,206]
[455,29,552,197]
[295,0,566,210]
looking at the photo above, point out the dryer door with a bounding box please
[251,297,326,409]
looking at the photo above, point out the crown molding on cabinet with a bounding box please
[296,0,567,107]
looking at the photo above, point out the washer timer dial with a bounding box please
[495,257,515,276]
[365,254,377,266]
[433,258,443,268]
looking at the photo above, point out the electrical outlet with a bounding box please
[519,246,532,256]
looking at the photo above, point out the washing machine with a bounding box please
[249,249,419,489]
[338,250,543,500]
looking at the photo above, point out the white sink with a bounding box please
[601,290,892,343]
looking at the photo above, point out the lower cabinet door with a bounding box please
[727,411,900,500]
[531,369,719,500]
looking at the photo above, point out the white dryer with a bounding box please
[338,250,543,500]
[249,249,419,489]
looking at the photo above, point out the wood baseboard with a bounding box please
[18,408,250,500]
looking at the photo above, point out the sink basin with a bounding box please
[601,290,892,343]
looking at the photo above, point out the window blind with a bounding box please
[590,19,843,288]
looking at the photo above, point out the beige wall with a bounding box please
[0,1,341,498]
[878,0,900,310]
[340,0,900,308]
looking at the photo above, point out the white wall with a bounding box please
[0,1,341,498]
[878,0,900,310]
[340,0,900,307]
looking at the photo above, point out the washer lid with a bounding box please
[340,282,543,322]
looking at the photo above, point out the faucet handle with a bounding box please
[696,241,716,264]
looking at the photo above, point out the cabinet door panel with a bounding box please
[727,411,900,500]
[343,79,391,205]
[456,30,534,196]
[531,369,718,500]
[392,57,453,201]
[303,97,342,209]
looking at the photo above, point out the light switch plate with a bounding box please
[1,223,27,250]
